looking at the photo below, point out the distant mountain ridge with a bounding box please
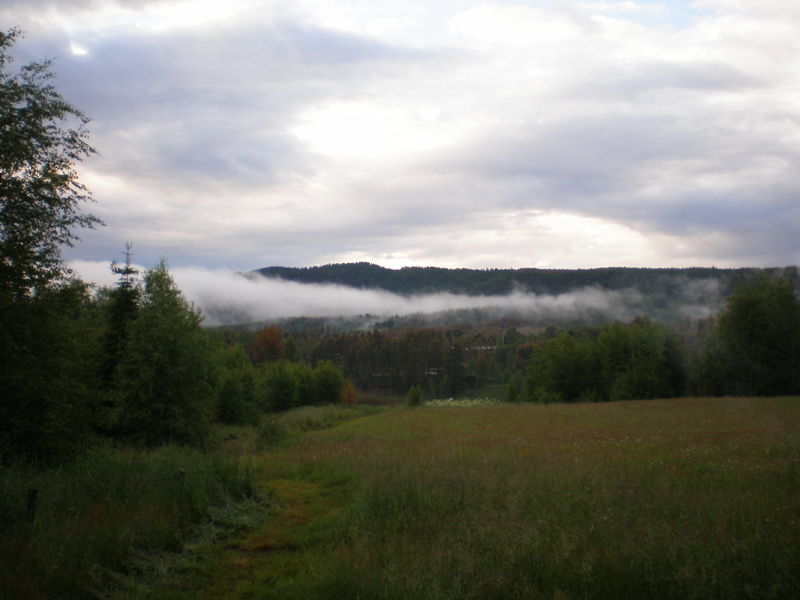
[254,262,799,297]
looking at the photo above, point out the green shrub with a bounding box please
[406,385,424,407]
[525,320,687,403]
[256,360,298,412]
[314,360,345,405]
[256,359,349,412]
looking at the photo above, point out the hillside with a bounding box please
[254,263,799,297]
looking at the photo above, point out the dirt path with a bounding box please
[178,477,343,599]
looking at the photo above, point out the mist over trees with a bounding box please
[3,25,796,600]
[269,274,799,405]
[191,262,797,331]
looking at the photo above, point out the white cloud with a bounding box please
[694,0,800,18]
[575,1,669,15]
[448,6,594,46]
[291,101,449,160]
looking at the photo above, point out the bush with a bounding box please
[406,385,424,407]
[315,360,345,405]
[341,381,358,405]
[256,359,349,412]
[504,373,524,403]
[214,344,257,425]
[256,360,298,412]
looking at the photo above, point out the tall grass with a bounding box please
[256,404,384,449]
[279,398,800,599]
[0,446,254,600]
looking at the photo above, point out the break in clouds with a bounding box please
[71,261,723,327]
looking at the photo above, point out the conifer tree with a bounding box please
[100,243,139,386]
[114,261,214,447]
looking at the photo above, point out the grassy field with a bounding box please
[4,398,799,599]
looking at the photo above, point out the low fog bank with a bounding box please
[69,262,724,327]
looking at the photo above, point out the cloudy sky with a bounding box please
[4,0,800,278]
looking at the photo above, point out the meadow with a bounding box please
[3,397,799,599]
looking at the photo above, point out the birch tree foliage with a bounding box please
[0,28,101,299]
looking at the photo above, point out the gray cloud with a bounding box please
[53,23,425,178]
[6,1,800,271]
[0,0,155,14]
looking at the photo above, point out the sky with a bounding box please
[3,0,800,285]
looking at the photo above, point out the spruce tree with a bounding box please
[114,261,214,447]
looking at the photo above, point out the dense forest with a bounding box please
[243,262,800,329]
[256,262,800,297]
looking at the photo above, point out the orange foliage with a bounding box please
[252,325,284,365]
[341,381,358,405]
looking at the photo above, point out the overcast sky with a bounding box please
[4,0,800,277]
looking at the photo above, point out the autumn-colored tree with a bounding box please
[341,380,358,405]
[252,324,284,365]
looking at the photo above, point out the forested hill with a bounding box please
[254,263,799,297]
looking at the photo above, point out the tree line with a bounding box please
[256,262,798,298]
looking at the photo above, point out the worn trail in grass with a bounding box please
[167,478,342,599]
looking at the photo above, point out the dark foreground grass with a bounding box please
[0,446,255,600]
